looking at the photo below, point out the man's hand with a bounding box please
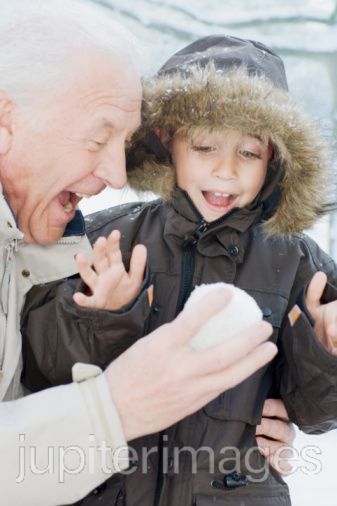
[105,287,277,441]
[73,229,147,310]
[256,399,295,475]
[305,271,337,355]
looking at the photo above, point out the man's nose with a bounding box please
[93,144,127,189]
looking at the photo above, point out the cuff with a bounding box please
[288,307,337,369]
[73,363,129,473]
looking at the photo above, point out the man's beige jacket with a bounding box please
[0,188,128,505]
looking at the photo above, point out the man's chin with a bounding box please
[22,225,66,245]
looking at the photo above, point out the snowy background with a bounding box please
[80,1,337,504]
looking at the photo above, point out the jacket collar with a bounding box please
[164,188,262,262]
[169,187,263,233]
[0,191,24,245]
[63,210,86,237]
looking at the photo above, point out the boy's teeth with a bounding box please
[213,192,230,197]
[63,202,74,213]
[203,190,234,208]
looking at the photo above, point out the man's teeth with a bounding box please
[74,192,91,198]
[63,202,74,213]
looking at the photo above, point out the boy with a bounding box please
[22,36,337,505]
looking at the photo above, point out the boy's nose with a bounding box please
[214,155,236,179]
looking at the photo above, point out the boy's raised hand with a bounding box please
[305,271,337,355]
[73,230,147,310]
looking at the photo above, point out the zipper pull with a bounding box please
[184,220,209,247]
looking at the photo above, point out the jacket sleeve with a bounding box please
[277,237,337,434]
[0,367,129,506]
[21,271,152,391]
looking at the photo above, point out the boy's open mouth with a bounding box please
[202,190,238,210]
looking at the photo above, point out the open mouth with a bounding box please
[202,190,238,212]
[57,191,91,214]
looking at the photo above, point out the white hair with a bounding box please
[0,0,142,110]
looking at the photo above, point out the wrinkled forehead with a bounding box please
[16,48,143,130]
[70,48,141,91]
[49,50,143,128]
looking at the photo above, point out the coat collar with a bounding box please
[163,188,262,262]
[0,191,24,245]
[168,187,263,233]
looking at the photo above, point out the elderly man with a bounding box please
[0,2,293,505]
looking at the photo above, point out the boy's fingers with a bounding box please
[326,321,337,351]
[76,253,97,290]
[93,236,109,274]
[129,244,147,286]
[107,230,123,265]
[262,398,289,421]
[195,321,273,375]
[73,288,111,309]
[73,291,93,308]
[256,437,294,475]
[305,271,327,313]
[256,417,295,445]
[256,437,294,458]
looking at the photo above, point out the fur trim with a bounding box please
[127,67,330,235]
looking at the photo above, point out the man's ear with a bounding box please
[153,128,171,151]
[0,92,14,155]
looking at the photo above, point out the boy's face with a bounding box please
[171,130,271,222]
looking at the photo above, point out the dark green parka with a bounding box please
[22,36,337,506]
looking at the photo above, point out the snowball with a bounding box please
[185,282,262,350]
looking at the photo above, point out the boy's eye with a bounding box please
[192,144,216,153]
[240,149,261,159]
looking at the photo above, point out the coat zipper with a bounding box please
[174,190,236,314]
[154,219,210,506]
[175,219,209,314]
[153,193,237,506]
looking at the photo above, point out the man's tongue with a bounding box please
[57,191,78,213]
[58,191,71,206]
[203,191,233,207]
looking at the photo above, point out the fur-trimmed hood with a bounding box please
[127,35,329,235]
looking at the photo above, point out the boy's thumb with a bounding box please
[306,271,327,312]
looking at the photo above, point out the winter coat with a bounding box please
[21,190,337,506]
[0,190,129,506]
[21,35,337,506]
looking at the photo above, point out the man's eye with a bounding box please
[88,140,106,150]
[192,145,215,153]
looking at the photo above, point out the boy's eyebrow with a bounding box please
[247,134,266,145]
